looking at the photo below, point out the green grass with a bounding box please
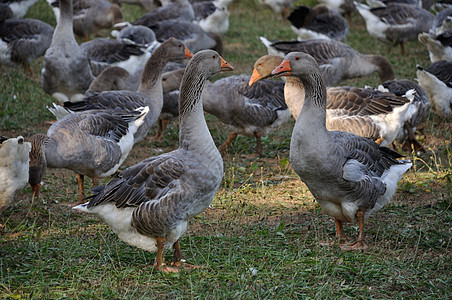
[1,0,451,298]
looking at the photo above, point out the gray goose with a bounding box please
[249,55,413,147]
[418,8,452,63]
[73,50,233,273]
[50,38,193,144]
[0,135,31,227]
[41,0,95,104]
[271,52,412,250]
[202,74,290,156]
[260,37,395,86]
[0,10,54,73]
[28,107,148,200]
[132,0,195,26]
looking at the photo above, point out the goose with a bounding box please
[0,136,31,227]
[192,0,230,35]
[354,2,434,55]
[132,0,195,26]
[28,107,149,200]
[249,55,413,147]
[80,37,151,76]
[379,79,431,152]
[49,38,193,144]
[87,66,131,92]
[258,0,295,19]
[111,23,160,53]
[41,0,95,104]
[72,50,233,273]
[47,0,124,41]
[148,18,223,55]
[202,74,290,155]
[0,0,38,19]
[0,13,54,73]
[271,52,412,250]
[416,60,452,119]
[287,4,349,41]
[259,37,395,87]
[418,8,452,63]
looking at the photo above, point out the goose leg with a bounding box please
[155,237,179,273]
[255,131,263,156]
[401,122,424,153]
[171,239,183,267]
[31,183,40,198]
[76,174,85,201]
[335,219,350,246]
[150,119,167,142]
[341,210,368,250]
[92,175,99,188]
[400,42,406,56]
[218,132,238,154]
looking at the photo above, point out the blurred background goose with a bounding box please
[132,0,195,26]
[287,4,349,41]
[318,0,355,21]
[41,0,94,104]
[111,23,160,52]
[192,0,230,35]
[355,2,434,55]
[72,50,233,273]
[416,60,452,119]
[250,54,413,147]
[0,10,54,74]
[28,107,148,200]
[271,52,412,250]
[0,136,31,227]
[48,0,124,41]
[260,37,395,86]
[203,74,290,156]
[51,38,193,144]
[259,0,295,19]
[418,8,452,63]
[0,0,38,19]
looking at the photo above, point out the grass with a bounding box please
[1,0,451,298]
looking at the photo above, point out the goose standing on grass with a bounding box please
[354,2,434,55]
[0,9,54,74]
[202,74,290,156]
[41,0,95,104]
[48,38,193,144]
[271,52,412,249]
[73,50,233,273]
[287,4,349,41]
[249,55,413,147]
[28,107,149,200]
[260,37,395,86]
[416,60,452,119]
[0,136,31,228]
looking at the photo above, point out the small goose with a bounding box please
[418,8,452,63]
[416,60,452,119]
[271,52,412,250]
[48,0,124,41]
[72,50,233,273]
[41,0,95,104]
[355,2,434,55]
[249,55,413,147]
[260,37,395,86]
[287,4,349,41]
[28,107,149,200]
[0,0,38,19]
[0,13,54,73]
[49,38,193,144]
[202,74,290,156]
[0,136,31,226]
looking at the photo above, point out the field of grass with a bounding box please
[1,0,451,298]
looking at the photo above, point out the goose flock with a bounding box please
[0,0,450,274]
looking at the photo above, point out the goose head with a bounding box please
[28,134,48,197]
[249,55,284,85]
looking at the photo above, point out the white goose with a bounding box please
[271,52,412,250]
[249,55,412,147]
[41,0,95,104]
[0,135,31,227]
[28,107,149,200]
[73,50,233,273]
[260,37,395,86]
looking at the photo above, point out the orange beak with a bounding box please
[220,57,234,71]
[184,48,194,59]
[248,68,263,86]
[272,59,292,78]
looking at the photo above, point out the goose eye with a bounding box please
[212,55,217,59]
[295,57,300,61]
[178,45,182,48]
[258,63,262,67]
